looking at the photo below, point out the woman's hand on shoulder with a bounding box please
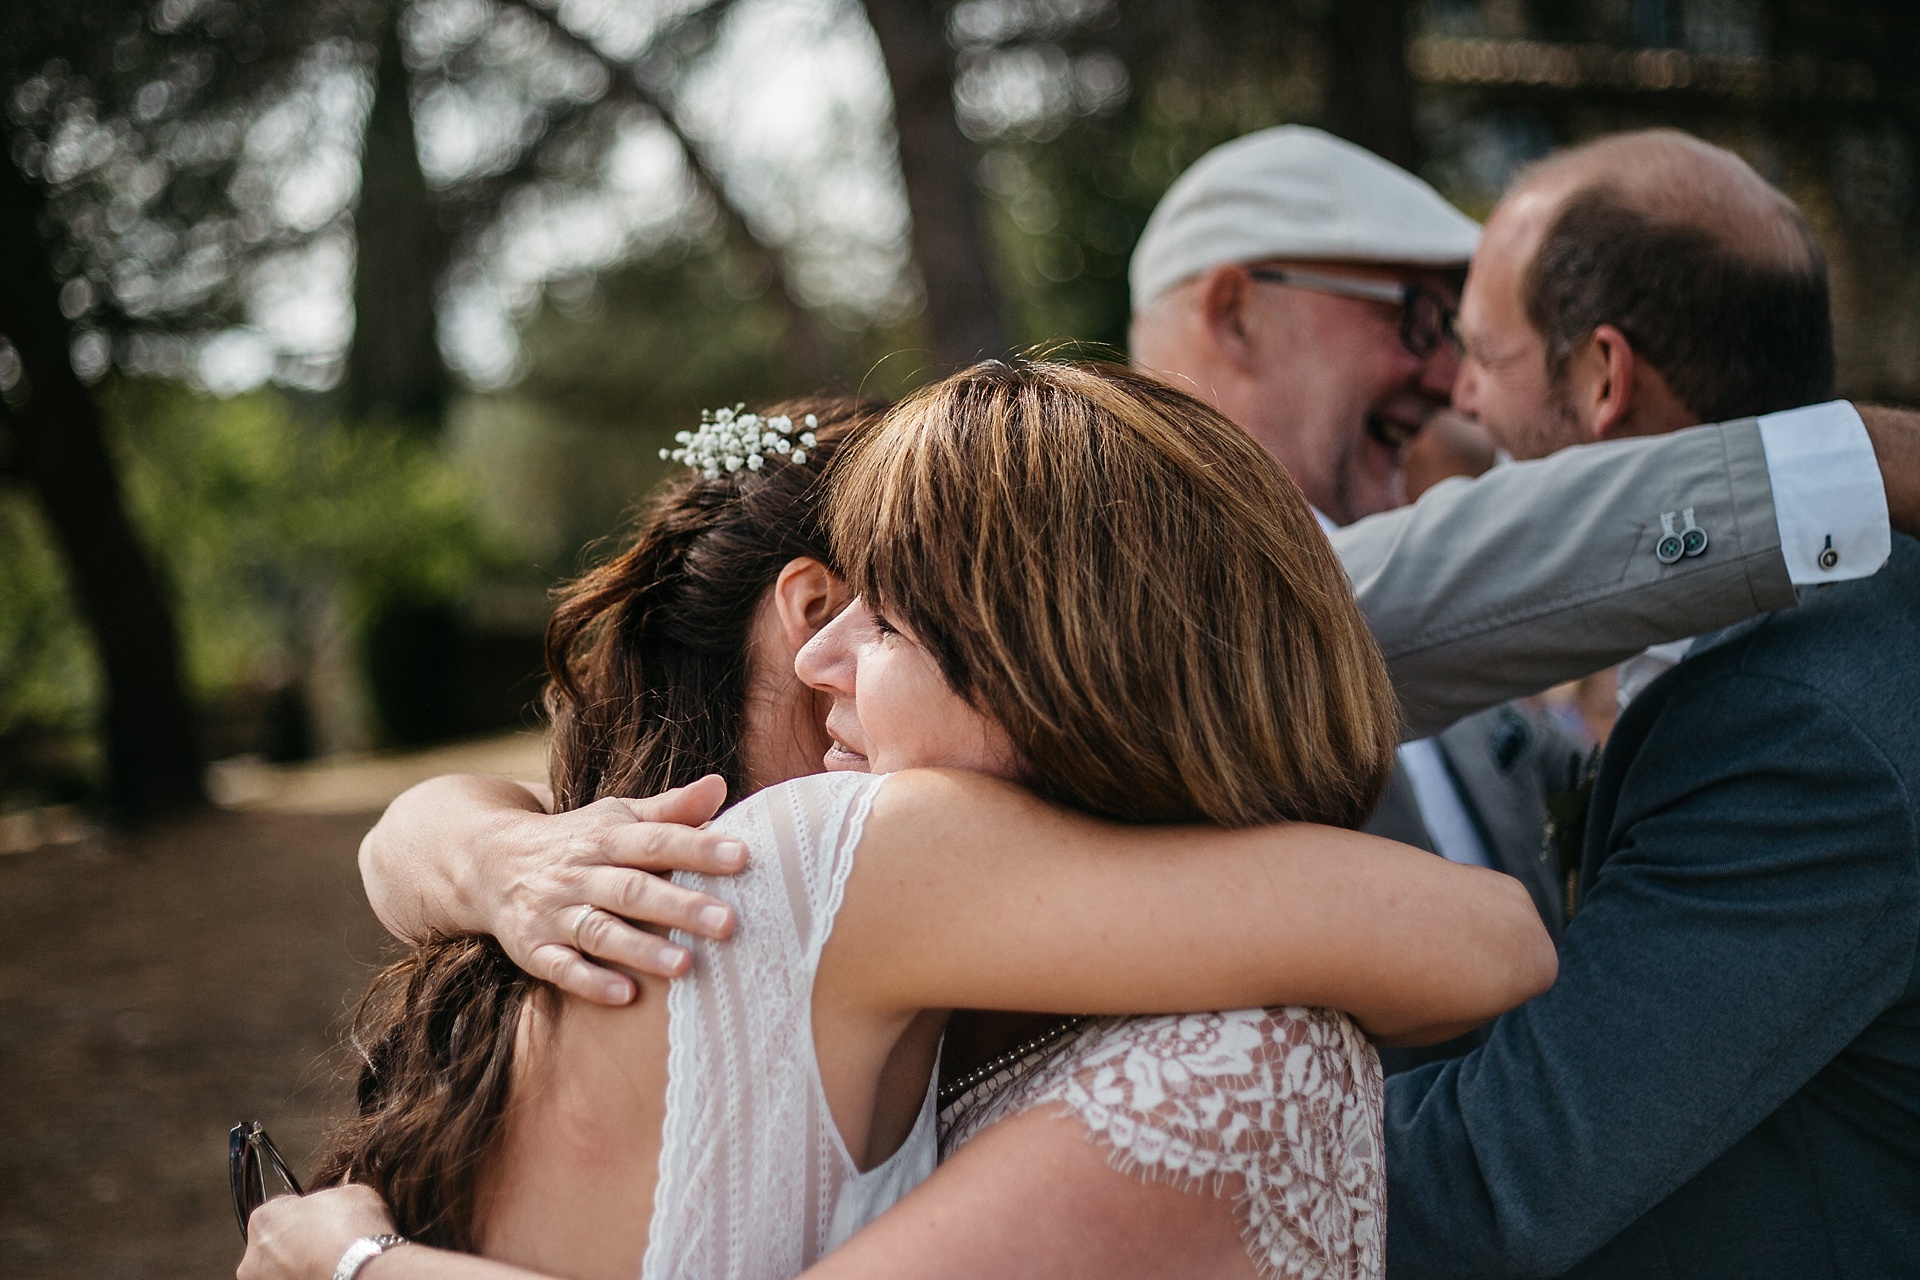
[480,776,757,1004]
[360,772,755,1006]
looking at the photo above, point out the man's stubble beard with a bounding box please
[1327,414,1414,525]
[1325,426,1362,526]
[1503,374,1590,462]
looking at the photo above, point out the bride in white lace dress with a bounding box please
[239,369,1553,1280]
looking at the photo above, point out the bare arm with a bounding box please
[803,1108,1251,1280]
[358,773,746,1003]
[359,774,548,940]
[823,770,1557,1043]
[239,1119,1253,1280]
[238,1186,555,1280]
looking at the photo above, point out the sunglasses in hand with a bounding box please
[230,1120,305,1240]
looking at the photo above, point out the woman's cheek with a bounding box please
[867,657,906,764]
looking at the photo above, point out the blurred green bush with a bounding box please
[0,380,506,806]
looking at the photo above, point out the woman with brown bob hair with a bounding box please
[240,364,1554,1280]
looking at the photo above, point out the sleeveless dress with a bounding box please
[642,771,936,1280]
[942,1008,1385,1280]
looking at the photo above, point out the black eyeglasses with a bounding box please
[230,1121,305,1240]
[1245,266,1460,360]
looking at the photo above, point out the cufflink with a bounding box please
[1819,534,1840,570]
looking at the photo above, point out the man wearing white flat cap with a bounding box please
[1128,126,1584,992]
[1130,124,1481,526]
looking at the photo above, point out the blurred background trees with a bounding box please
[3,0,1916,820]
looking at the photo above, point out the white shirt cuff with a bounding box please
[1757,401,1891,586]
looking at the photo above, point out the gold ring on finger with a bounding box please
[568,903,600,951]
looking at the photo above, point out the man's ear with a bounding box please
[1588,324,1641,440]
[771,557,848,652]
[1575,323,1699,440]
[1197,266,1261,374]
[1557,323,1639,442]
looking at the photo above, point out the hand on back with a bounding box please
[364,772,754,1005]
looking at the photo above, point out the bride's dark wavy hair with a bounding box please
[305,397,878,1251]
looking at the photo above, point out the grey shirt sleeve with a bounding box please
[1332,418,1793,740]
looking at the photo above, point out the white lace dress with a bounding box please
[643,771,937,1280]
[942,1008,1385,1280]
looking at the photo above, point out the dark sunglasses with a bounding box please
[230,1120,305,1240]
[1245,266,1460,361]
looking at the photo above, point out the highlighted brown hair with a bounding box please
[829,360,1397,829]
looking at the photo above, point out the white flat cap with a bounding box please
[1130,125,1482,312]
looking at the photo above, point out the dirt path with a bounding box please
[0,734,546,1279]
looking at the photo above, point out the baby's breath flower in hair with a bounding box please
[661,406,821,479]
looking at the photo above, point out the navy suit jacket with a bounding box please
[1384,535,1920,1279]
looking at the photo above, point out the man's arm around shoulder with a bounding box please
[1335,418,1792,736]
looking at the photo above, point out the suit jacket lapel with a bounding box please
[1440,711,1566,939]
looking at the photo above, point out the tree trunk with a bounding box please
[347,0,452,427]
[1323,0,1420,171]
[0,158,205,818]
[860,0,1008,368]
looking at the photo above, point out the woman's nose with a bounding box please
[794,601,856,693]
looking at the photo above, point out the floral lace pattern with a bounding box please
[944,1008,1384,1280]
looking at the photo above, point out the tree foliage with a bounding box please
[0,379,500,805]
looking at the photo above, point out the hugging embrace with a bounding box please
[242,127,1920,1280]
[245,362,1557,1278]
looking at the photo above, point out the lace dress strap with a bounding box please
[945,1008,1384,1280]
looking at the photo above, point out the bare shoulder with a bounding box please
[863,768,1049,821]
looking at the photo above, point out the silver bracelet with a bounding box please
[332,1234,407,1280]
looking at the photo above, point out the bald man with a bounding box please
[1386,130,1920,1279]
